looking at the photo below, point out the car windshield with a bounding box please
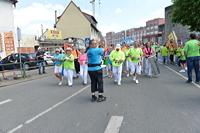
[30,53,36,58]
[48,53,55,56]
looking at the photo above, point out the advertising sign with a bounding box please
[47,29,62,39]
[4,32,15,56]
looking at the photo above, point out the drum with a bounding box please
[101,65,108,78]
[148,56,160,76]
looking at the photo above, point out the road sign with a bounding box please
[85,38,90,44]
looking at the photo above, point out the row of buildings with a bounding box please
[105,5,200,45]
[0,0,101,58]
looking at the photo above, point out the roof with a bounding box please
[54,1,98,29]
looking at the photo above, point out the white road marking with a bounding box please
[0,99,12,106]
[104,116,124,133]
[7,85,90,133]
[158,61,200,89]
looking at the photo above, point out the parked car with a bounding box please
[2,53,38,70]
[44,52,55,65]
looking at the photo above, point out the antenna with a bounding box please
[90,0,95,18]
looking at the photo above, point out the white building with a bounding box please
[0,0,18,58]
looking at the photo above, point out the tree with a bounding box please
[170,0,200,32]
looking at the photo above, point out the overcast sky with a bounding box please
[14,0,172,36]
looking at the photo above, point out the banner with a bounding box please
[168,32,174,40]
[47,29,62,39]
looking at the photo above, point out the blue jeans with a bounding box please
[162,56,168,64]
[176,56,180,65]
[186,56,200,82]
[38,61,45,74]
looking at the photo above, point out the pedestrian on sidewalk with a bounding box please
[129,41,143,84]
[143,42,155,77]
[63,47,75,87]
[9,51,17,79]
[36,47,46,75]
[179,44,186,73]
[78,48,88,85]
[87,38,107,102]
[184,33,200,84]
[160,44,168,65]
[0,56,8,81]
[109,44,125,86]
[52,49,63,86]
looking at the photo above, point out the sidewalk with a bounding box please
[0,66,54,87]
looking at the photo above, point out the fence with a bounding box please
[0,60,54,78]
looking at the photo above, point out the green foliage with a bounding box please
[170,0,200,32]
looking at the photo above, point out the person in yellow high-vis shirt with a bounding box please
[124,44,131,77]
[129,41,143,84]
[109,44,125,86]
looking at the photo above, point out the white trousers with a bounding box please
[73,70,77,77]
[130,62,141,75]
[112,65,122,84]
[145,58,152,76]
[125,60,131,71]
[54,65,62,73]
[64,69,73,85]
[80,64,88,84]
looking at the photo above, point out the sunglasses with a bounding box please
[55,51,59,52]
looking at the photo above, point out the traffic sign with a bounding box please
[85,38,90,44]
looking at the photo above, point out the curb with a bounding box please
[0,73,53,88]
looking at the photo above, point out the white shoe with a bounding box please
[136,80,139,84]
[118,83,121,86]
[185,67,187,71]
[133,76,136,81]
[127,74,129,77]
[114,79,117,83]
[182,70,185,72]
[58,82,62,86]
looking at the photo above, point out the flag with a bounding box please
[168,32,174,40]
[172,31,177,41]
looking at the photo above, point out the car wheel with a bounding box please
[24,64,30,70]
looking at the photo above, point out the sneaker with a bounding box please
[186,81,192,84]
[58,82,62,86]
[43,72,47,74]
[98,96,106,102]
[136,80,139,84]
[182,70,185,72]
[68,85,72,87]
[127,74,129,77]
[179,70,183,73]
[114,79,117,83]
[118,82,121,86]
[4,78,9,80]
[91,96,97,102]
[133,76,136,81]
[185,67,187,71]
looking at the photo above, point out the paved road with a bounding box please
[0,62,200,133]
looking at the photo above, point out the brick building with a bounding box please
[142,18,165,44]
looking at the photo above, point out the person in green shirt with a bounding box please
[175,45,181,66]
[169,45,175,64]
[109,44,125,86]
[129,41,143,84]
[184,33,200,83]
[124,44,131,77]
[160,44,169,65]
[151,41,160,60]
[178,44,186,73]
[62,47,75,87]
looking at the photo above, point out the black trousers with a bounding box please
[170,55,174,62]
[88,69,104,93]
[74,59,80,73]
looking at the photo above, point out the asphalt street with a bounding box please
[0,62,200,133]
